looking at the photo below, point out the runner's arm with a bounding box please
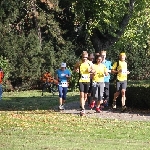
[111,62,118,74]
[88,62,96,74]
[66,70,71,78]
[90,65,96,75]
[108,61,112,73]
[104,67,109,76]
[74,61,80,73]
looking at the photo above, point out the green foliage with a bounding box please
[108,3,150,80]
[109,82,150,109]
[70,0,148,37]
[67,66,79,92]
[126,85,150,108]
[0,0,78,89]
[70,0,148,35]
[0,0,150,94]
[41,40,77,75]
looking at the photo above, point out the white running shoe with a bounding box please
[112,101,116,109]
[58,105,65,110]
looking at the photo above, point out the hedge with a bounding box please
[109,83,150,109]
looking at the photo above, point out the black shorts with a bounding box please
[116,80,127,91]
[88,79,93,94]
[79,82,90,93]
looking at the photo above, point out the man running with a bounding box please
[74,51,94,115]
[111,53,130,112]
[55,62,71,110]
[101,51,112,107]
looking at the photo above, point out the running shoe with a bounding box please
[58,105,65,110]
[80,109,85,116]
[95,107,101,113]
[112,100,116,109]
[89,100,95,109]
[121,105,127,113]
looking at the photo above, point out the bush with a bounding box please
[109,82,150,109]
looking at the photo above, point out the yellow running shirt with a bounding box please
[79,60,93,79]
[79,62,90,82]
[112,61,127,81]
[93,64,107,82]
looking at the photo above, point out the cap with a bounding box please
[120,53,126,56]
[61,62,66,67]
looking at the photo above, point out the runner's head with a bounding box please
[96,55,102,64]
[93,53,100,63]
[95,53,100,57]
[60,62,66,70]
[88,53,94,62]
[82,51,88,61]
[101,50,106,60]
[119,52,126,61]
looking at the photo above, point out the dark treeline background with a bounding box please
[0,0,150,91]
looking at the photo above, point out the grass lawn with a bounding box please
[0,90,150,150]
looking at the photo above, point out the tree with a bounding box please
[0,0,78,89]
[69,0,148,52]
[108,3,150,80]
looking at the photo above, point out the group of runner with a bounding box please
[55,50,130,115]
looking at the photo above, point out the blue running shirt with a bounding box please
[102,60,112,82]
[56,69,71,82]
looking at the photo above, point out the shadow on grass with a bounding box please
[0,94,79,111]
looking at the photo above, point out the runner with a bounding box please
[74,51,94,115]
[92,53,100,64]
[101,51,112,107]
[90,55,108,112]
[87,53,95,106]
[55,62,71,110]
[95,53,100,57]
[111,53,130,112]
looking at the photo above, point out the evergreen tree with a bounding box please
[0,0,77,89]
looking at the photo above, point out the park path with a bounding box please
[58,101,150,121]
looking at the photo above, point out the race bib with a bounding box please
[81,74,89,80]
[61,82,68,87]
[61,73,66,77]
[122,69,127,74]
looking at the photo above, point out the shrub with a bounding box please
[109,82,150,109]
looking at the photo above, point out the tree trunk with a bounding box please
[90,0,135,53]
[31,0,42,46]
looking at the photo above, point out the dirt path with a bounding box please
[58,101,150,121]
